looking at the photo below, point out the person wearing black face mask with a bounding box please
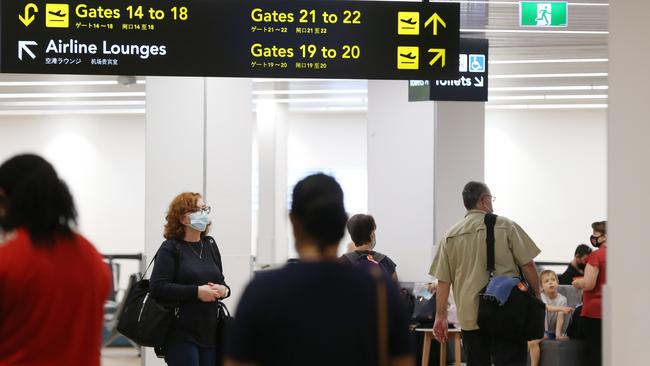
[558,244,593,285]
[573,221,607,366]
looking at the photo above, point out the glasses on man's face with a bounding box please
[485,195,496,202]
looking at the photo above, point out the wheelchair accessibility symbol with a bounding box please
[468,54,485,73]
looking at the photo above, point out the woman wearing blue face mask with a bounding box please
[150,192,230,366]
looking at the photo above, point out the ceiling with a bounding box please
[0,0,609,115]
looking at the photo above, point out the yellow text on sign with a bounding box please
[397,46,419,70]
[46,3,69,28]
[397,12,419,35]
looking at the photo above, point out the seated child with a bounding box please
[528,270,574,366]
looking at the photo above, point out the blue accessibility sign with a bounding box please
[468,54,485,72]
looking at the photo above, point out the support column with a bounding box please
[433,102,484,247]
[205,78,254,309]
[368,82,485,282]
[145,77,253,366]
[256,101,289,266]
[607,2,650,364]
[367,80,435,282]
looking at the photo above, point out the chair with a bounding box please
[103,273,140,351]
[529,285,588,366]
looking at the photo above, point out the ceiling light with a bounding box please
[287,107,367,113]
[252,89,367,95]
[490,94,608,101]
[0,109,145,115]
[253,97,366,103]
[252,78,360,83]
[489,58,608,64]
[0,92,146,99]
[461,29,608,35]
[0,80,146,87]
[0,101,146,107]
[490,73,608,79]
[490,85,608,92]
[486,104,608,110]
[545,94,608,100]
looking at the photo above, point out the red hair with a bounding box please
[163,192,210,240]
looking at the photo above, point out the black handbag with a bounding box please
[215,301,233,366]
[477,213,545,341]
[412,293,437,324]
[117,251,179,348]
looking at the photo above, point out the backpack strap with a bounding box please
[343,251,361,263]
[372,252,387,263]
[484,213,498,278]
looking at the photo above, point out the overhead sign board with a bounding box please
[409,38,488,102]
[520,1,567,27]
[0,0,460,80]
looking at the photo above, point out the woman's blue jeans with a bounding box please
[165,341,217,366]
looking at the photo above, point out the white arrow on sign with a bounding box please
[473,76,484,87]
[18,41,37,60]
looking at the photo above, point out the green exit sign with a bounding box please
[520,2,567,27]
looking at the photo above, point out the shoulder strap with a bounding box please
[204,237,230,297]
[344,251,361,263]
[484,213,498,276]
[204,237,222,273]
[369,267,389,366]
[372,252,387,263]
[142,241,182,280]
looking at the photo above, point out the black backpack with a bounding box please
[343,251,389,276]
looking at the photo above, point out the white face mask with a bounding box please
[187,211,210,231]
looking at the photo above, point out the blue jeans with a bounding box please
[165,341,217,366]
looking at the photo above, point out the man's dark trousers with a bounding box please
[461,329,527,366]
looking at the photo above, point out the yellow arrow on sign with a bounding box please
[428,48,446,67]
[424,13,446,36]
[19,3,38,27]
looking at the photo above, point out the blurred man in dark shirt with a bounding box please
[558,244,592,285]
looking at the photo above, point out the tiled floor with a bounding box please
[101,347,141,366]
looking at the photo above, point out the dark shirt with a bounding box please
[150,237,227,348]
[227,261,412,366]
[558,263,582,285]
[339,250,398,276]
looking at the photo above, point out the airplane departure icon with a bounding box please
[48,10,66,18]
[400,52,417,60]
[45,4,69,28]
[397,11,420,35]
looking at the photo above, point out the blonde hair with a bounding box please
[539,270,558,284]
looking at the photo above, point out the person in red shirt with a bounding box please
[573,221,607,366]
[0,154,111,366]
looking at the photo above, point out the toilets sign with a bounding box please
[520,2,567,27]
[408,38,488,102]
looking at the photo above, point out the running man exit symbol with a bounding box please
[536,4,551,26]
[520,2,567,27]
